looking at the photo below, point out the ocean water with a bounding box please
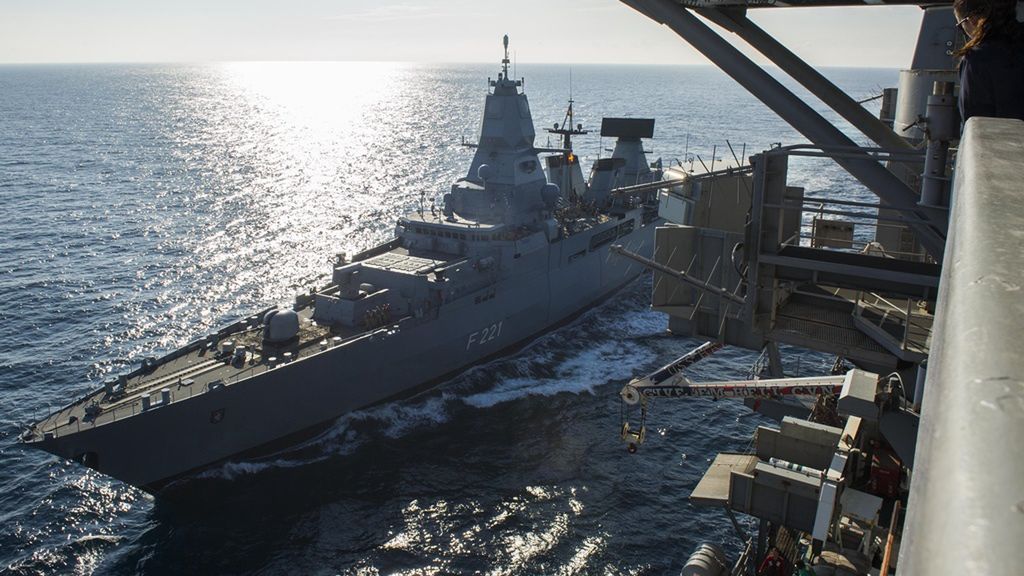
[0,62,893,575]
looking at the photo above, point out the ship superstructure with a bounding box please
[23,37,668,492]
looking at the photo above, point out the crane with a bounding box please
[619,341,877,452]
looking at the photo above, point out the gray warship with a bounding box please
[23,37,667,493]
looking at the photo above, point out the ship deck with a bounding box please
[402,211,502,231]
[363,246,464,273]
[28,304,397,442]
[29,237,471,443]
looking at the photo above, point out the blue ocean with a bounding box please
[0,63,892,575]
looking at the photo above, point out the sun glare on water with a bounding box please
[218,61,405,137]
[130,62,423,349]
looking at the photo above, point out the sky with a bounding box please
[0,0,926,68]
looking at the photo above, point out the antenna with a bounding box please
[546,73,588,153]
[502,34,510,78]
[568,68,573,135]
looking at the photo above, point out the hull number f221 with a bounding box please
[467,321,503,350]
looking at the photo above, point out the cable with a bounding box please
[731,242,747,280]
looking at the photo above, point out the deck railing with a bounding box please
[899,117,1024,574]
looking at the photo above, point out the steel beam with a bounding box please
[610,244,745,305]
[758,251,940,293]
[695,7,914,156]
[620,0,945,259]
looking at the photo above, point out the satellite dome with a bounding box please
[477,164,495,181]
[263,309,300,344]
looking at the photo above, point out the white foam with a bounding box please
[601,308,667,338]
[275,390,453,458]
[462,340,657,409]
[277,413,365,457]
[73,534,122,546]
[362,393,452,439]
[195,456,322,481]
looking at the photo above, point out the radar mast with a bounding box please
[547,70,589,203]
[502,34,510,78]
[547,70,588,153]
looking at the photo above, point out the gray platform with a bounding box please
[690,452,758,507]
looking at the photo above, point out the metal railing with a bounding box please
[853,292,931,356]
[730,538,755,576]
[900,117,1024,574]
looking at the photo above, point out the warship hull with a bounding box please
[32,218,657,491]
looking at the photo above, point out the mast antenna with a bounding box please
[502,34,510,78]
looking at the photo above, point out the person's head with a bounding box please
[953,0,1021,55]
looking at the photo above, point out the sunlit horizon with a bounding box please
[1,1,925,68]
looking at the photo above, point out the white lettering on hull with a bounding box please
[466,320,504,350]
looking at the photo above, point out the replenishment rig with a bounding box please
[610,1,1023,574]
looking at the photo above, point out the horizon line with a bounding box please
[0,59,903,71]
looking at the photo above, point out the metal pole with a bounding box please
[610,244,744,305]
[756,518,768,569]
[725,507,749,543]
[620,0,945,260]
[902,297,913,353]
[880,501,901,574]
[920,81,956,210]
[766,341,784,378]
[912,359,927,413]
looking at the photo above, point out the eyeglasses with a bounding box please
[956,15,970,33]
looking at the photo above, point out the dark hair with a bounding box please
[954,0,1022,56]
